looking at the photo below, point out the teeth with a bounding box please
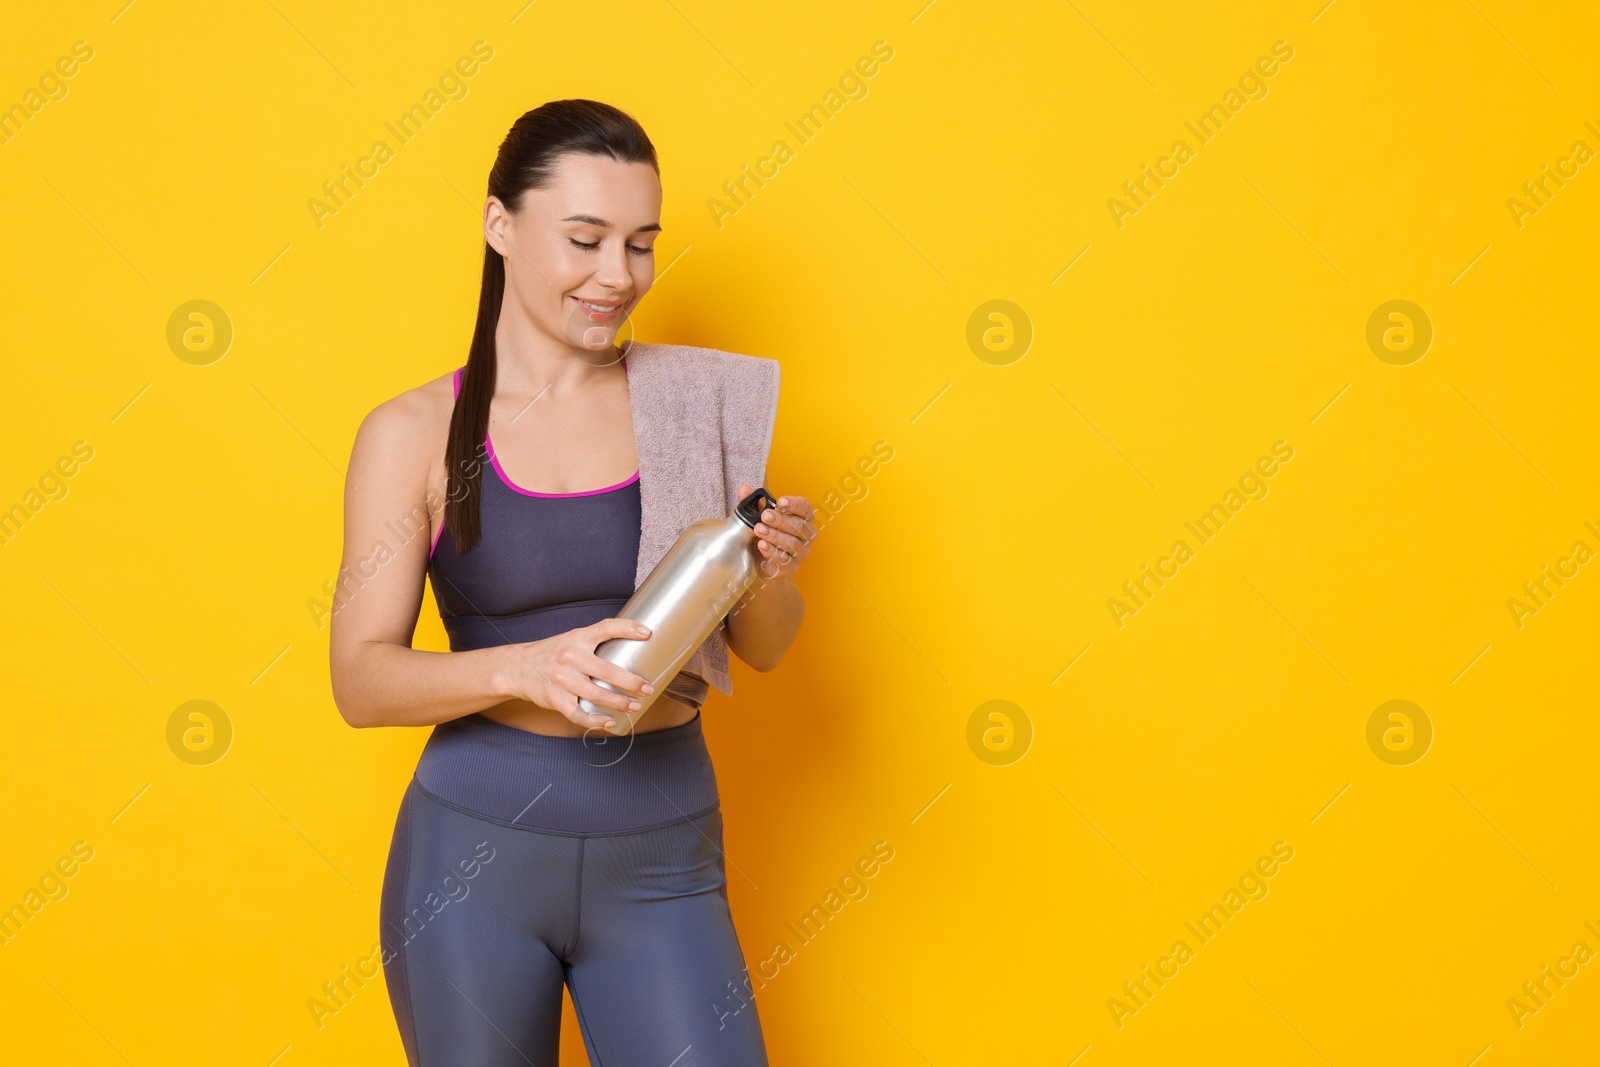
[578,299,620,313]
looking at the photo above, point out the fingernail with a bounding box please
[642,684,654,694]
[629,701,641,711]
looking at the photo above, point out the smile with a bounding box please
[573,297,625,318]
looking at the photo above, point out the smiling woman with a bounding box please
[329,99,806,1067]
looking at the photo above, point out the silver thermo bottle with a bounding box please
[580,486,778,736]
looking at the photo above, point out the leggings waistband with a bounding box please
[412,711,720,835]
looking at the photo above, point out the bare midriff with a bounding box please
[477,692,699,737]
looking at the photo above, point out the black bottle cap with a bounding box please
[735,486,777,529]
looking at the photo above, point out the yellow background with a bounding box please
[2,0,1597,1063]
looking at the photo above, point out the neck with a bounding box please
[491,299,622,398]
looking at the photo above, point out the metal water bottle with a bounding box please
[580,486,778,736]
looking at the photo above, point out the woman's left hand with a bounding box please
[737,482,816,580]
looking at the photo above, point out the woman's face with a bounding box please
[485,151,662,357]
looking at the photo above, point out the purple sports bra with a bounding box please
[427,364,709,710]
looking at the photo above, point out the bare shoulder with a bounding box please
[364,368,454,436]
[348,368,457,492]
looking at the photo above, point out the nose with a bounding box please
[593,239,633,291]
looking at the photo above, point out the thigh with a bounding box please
[567,809,770,1067]
[381,780,577,1067]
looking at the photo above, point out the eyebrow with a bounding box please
[561,214,662,233]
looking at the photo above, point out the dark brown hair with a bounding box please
[443,99,658,553]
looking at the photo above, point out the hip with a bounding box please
[412,707,720,836]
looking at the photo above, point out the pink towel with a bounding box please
[621,341,781,696]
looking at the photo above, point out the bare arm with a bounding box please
[724,481,811,672]
[726,572,804,672]
[328,395,653,729]
[328,395,511,727]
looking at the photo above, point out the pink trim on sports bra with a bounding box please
[430,360,638,558]
[487,445,640,499]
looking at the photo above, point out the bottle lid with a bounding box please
[735,486,777,529]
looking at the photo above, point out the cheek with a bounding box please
[512,245,582,311]
[507,219,574,281]
[544,245,591,291]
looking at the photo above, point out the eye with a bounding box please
[626,244,654,256]
[569,238,600,251]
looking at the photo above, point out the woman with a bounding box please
[329,99,813,1066]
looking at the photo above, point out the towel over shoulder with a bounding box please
[621,340,781,696]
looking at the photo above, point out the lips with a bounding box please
[573,296,625,319]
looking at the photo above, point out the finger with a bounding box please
[755,521,808,556]
[589,617,652,643]
[760,501,816,546]
[574,710,617,731]
[553,687,618,728]
[758,538,796,561]
[573,652,653,697]
[563,670,645,714]
[755,542,791,577]
[756,520,811,564]
[776,495,816,522]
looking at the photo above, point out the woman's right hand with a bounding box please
[500,618,656,730]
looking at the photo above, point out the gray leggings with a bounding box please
[380,712,769,1066]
